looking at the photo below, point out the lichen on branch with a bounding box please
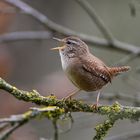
[0,77,140,140]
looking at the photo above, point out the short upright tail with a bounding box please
[109,66,131,76]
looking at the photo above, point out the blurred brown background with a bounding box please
[0,0,140,140]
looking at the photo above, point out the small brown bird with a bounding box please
[52,36,130,106]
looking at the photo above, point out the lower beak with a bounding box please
[51,37,66,50]
[51,46,66,51]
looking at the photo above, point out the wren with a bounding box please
[51,36,130,106]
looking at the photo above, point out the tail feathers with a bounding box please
[109,66,131,76]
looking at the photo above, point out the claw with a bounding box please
[91,103,99,110]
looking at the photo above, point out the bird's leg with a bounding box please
[96,90,101,107]
[92,90,101,109]
[63,89,81,100]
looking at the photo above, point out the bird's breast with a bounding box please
[59,52,107,91]
[59,51,69,71]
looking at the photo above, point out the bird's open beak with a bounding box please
[51,46,66,50]
[51,37,66,51]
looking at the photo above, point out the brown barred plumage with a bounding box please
[52,36,131,105]
[108,66,130,76]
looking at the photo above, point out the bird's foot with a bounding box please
[62,95,72,102]
[91,103,100,110]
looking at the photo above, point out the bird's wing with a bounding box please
[82,57,112,83]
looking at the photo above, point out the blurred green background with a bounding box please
[0,0,140,140]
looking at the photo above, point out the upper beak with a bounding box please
[51,37,66,51]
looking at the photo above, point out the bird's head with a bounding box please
[51,36,89,57]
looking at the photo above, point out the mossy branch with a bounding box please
[0,106,64,140]
[0,77,140,140]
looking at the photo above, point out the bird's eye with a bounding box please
[66,40,72,45]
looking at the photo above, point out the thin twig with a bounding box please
[114,53,138,65]
[0,123,22,140]
[0,107,64,140]
[53,120,58,140]
[75,0,115,45]
[0,123,9,132]
[94,118,115,140]
[4,0,140,54]
[0,31,52,43]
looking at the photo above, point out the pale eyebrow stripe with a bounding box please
[69,39,80,45]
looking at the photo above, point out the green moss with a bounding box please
[94,119,115,140]
[99,106,111,114]
[1,77,140,140]
[23,111,32,120]
[47,95,57,99]
[111,102,121,113]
